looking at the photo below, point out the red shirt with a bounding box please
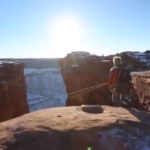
[107,66,121,89]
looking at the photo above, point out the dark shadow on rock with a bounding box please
[128,108,150,126]
[3,118,150,150]
[4,129,99,150]
[81,105,103,114]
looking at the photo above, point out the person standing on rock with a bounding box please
[107,56,132,107]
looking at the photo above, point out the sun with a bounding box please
[50,16,81,57]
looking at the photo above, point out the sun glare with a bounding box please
[51,16,81,57]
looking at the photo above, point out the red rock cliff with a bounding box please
[0,61,29,122]
[59,52,112,106]
[131,71,150,111]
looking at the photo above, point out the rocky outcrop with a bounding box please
[131,71,150,111]
[0,61,29,122]
[59,51,150,109]
[0,105,150,150]
[59,52,112,106]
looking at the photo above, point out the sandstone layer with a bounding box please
[131,71,150,111]
[0,61,29,122]
[0,105,150,150]
[59,52,112,106]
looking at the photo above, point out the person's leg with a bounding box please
[120,87,137,107]
[112,90,124,106]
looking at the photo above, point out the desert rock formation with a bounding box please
[0,61,29,122]
[131,71,150,111]
[0,105,150,150]
[59,52,112,106]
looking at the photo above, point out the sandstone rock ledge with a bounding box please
[0,106,150,150]
[131,71,150,111]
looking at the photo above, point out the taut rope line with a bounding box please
[68,83,107,97]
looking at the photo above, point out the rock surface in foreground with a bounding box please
[0,106,150,150]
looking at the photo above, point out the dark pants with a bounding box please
[111,84,131,107]
[112,90,124,106]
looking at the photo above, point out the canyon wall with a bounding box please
[24,68,67,111]
[59,52,112,106]
[59,52,150,110]
[0,61,29,122]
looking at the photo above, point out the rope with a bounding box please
[68,82,107,97]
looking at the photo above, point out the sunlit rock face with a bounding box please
[59,52,112,106]
[0,106,150,150]
[0,61,29,122]
[24,68,67,112]
[131,71,150,111]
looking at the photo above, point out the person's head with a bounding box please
[113,56,122,67]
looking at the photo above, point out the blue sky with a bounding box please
[0,0,150,58]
